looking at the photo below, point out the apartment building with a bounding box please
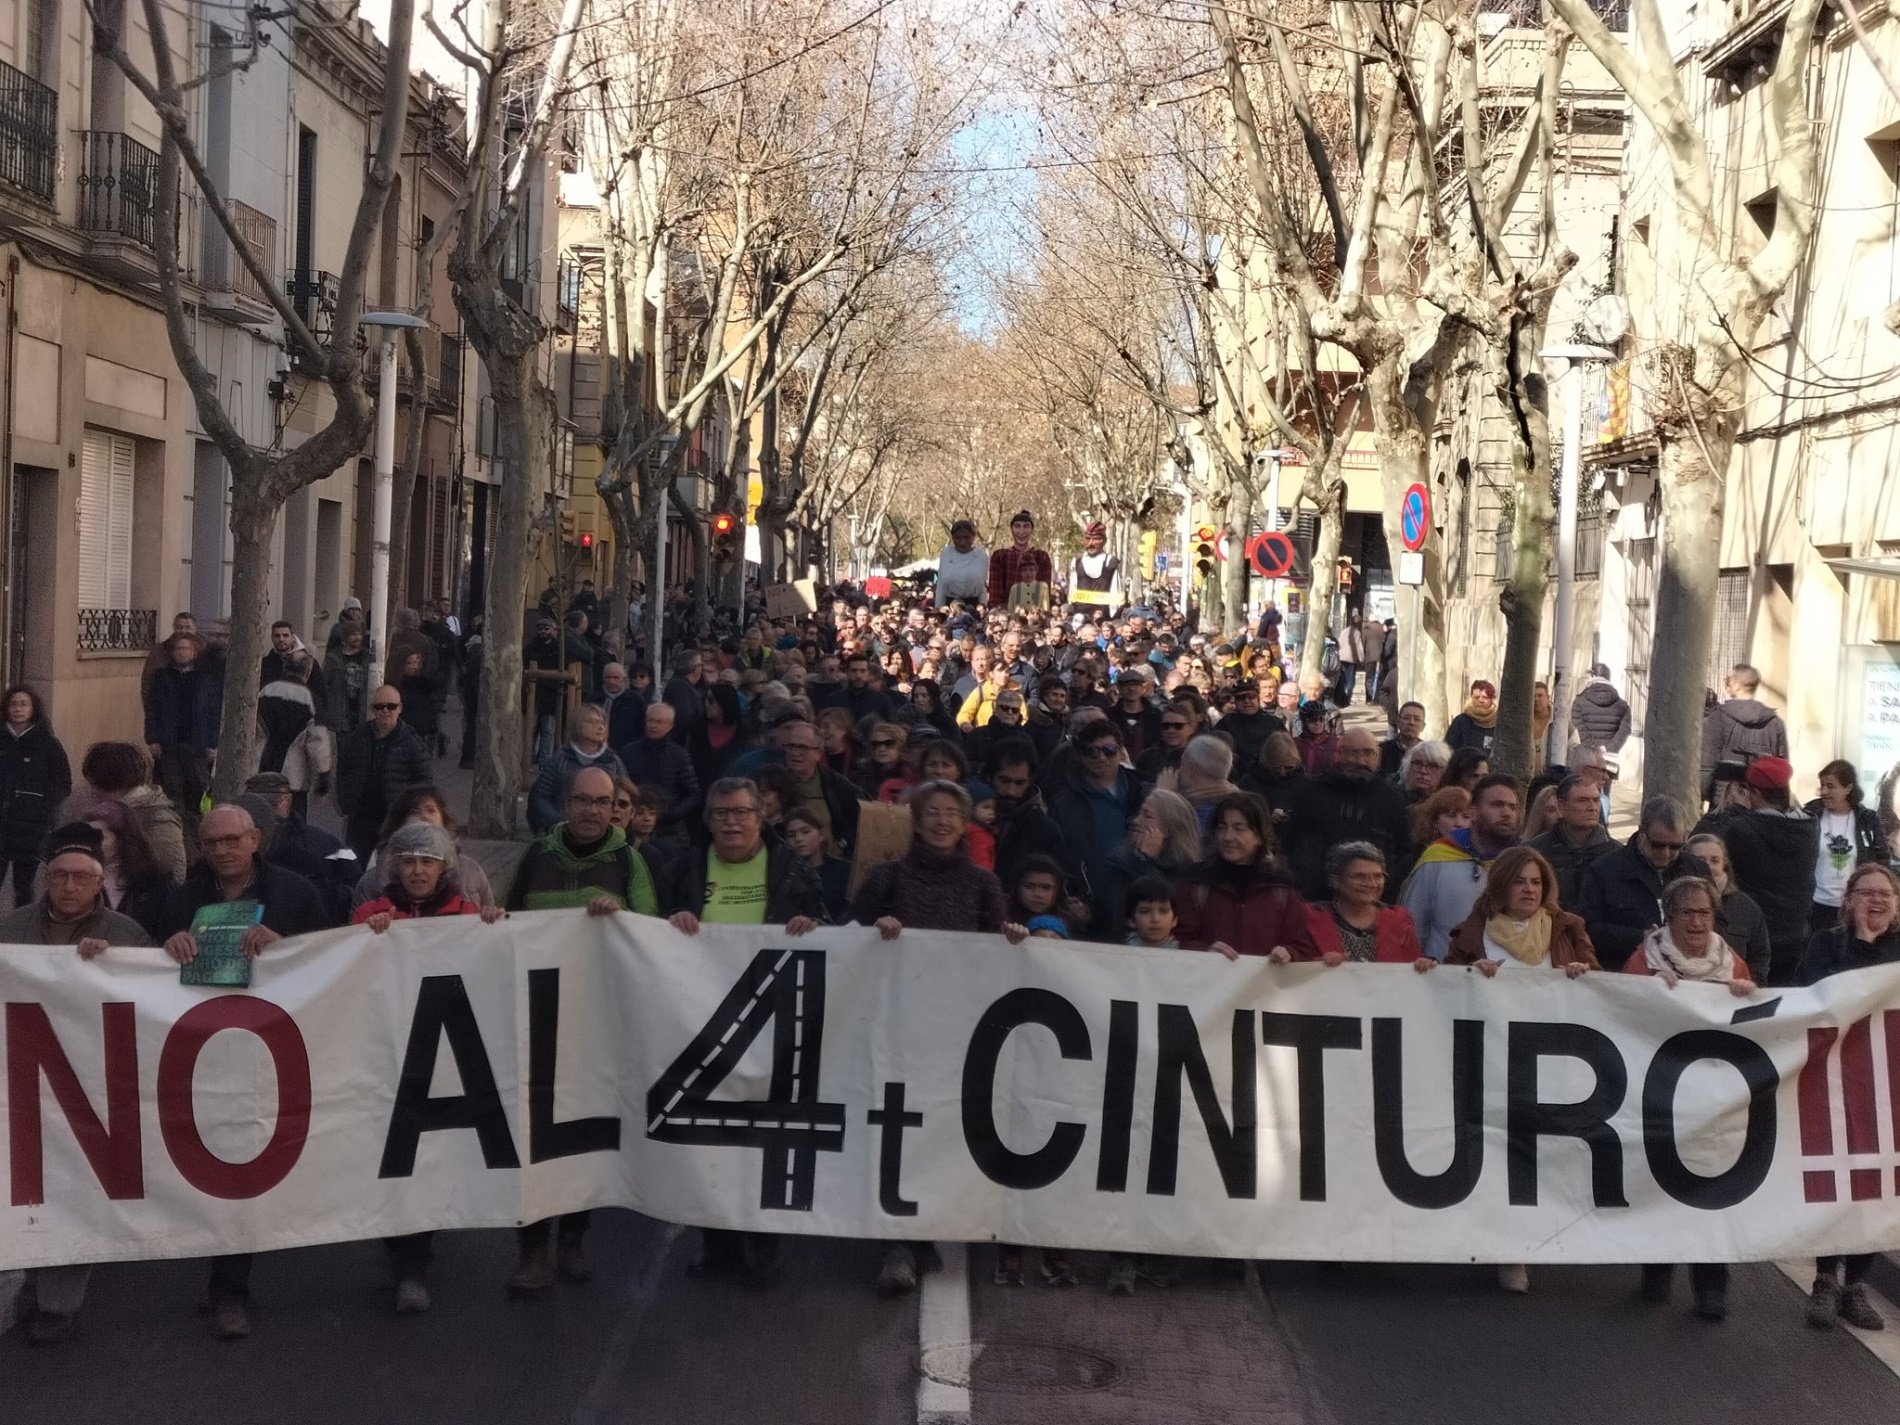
[1585,0,1900,808]
[0,0,474,746]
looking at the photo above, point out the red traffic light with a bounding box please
[711,512,737,536]
[579,532,593,548]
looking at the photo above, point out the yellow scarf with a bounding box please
[1485,910,1552,965]
[1462,697,1498,729]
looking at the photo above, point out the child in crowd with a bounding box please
[1008,855,1069,937]
[1125,876,1179,949]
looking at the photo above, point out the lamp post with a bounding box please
[361,311,428,689]
[1540,343,1614,764]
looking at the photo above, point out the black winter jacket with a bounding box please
[1569,680,1632,752]
[1576,839,1708,968]
[1527,823,1616,910]
[0,722,71,858]
[1279,772,1410,901]
[144,662,222,749]
[335,722,430,824]
[1696,806,1814,983]
[1700,698,1788,792]
[1800,924,1900,984]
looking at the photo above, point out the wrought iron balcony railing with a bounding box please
[78,607,157,654]
[77,131,162,249]
[0,60,56,202]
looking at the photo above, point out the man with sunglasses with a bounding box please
[1577,794,1706,970]
[1046,719,1143,933]
[335,684,430,863]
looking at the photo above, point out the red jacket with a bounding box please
[1305,901,1424,964]
[352,890,484,922]
[1174,863,1319,959]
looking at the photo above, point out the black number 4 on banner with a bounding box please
[645,947,847,1210]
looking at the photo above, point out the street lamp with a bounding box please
[361,310,429,690]
[1540,343,1615,763]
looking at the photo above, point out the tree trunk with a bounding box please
[211,489,280,801]
[1644,416,1730,812]
[1299,483,1345,688]
[1220,482,1253,639]
[1493,390,1554,784]
[468,352,553,838]
[1367,364,1450,730]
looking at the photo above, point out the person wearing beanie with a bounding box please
[1,823,150,1343]
[351,819,500,1315]
[1068,520,1124,619]
[1693,753,1813,985]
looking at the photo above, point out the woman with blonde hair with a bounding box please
[1448,844,1598,1297]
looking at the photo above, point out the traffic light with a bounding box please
[1194,525,1217,580]
[579,531,594,549]
[1337,557,1355,592]
[1139,529,1157,576]
[709,510,738,572]
[559,509,578,543]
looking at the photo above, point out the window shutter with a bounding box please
[79,430,135,609]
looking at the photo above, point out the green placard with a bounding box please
[179,900,262,988]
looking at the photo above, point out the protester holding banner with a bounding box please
[504,765,666,1297]
[155,802,337,1338]
[853,779,1024,1296]
[350,821,503,1314]
[1173,792,1318,961]
[0,822,150,1343]
[1303,842,1428,966]
[1799,861,1900,1329]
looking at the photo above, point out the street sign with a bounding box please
[1400,482,1431,552]
[1247,530,1296,578]
[1155,551,1170,572]
[1398,550,1425,586]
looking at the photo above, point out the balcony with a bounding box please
[78,607,157,654]
[0,60,55,204]
[439,333,463,405]
[77,131,162,280]
[203,199,278,327]
[286,270,339,369]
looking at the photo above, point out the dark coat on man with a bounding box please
[335,721,430,844]
[1569,679,1632,752]
[619,734,702,838]
[1576,837,1708,970]
[1697,805,1815,984]
[1279,770,1410,901]
[1699,698,1788,793]
[1527,823,1617,910]
[144,662,222,750]
[157,855,336,940]
[661,835,824,924]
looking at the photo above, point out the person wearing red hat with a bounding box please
[1692,753,1815,985]
[1067,519,1125,619]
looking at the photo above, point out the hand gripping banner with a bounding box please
[5,914,1900,1270]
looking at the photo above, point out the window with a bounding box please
[1709,570,1753,688]
[79,429,135,609]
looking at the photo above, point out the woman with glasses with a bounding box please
[1305,841,1429,966]
[1623,875,1751,1321]
[1799,862,1900,1330]
[852,721,910,798]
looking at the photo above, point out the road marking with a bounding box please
[917,1242,973,1424]
[1776,1261,1900,1378]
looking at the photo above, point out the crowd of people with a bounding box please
[7,508,1899,1345]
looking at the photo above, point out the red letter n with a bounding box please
[7,1002,143,1206]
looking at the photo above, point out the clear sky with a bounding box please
[944,104,1040,336]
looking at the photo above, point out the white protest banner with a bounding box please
[5,914,1900,1270]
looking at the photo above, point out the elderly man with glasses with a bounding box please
[774,716,862,856]
[0,822,151,1344]
[1576,795,1707,971]
[335,684,430,863]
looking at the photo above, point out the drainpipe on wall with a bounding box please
[1,249,20,687]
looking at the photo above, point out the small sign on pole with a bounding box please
[1398,550,1425,586]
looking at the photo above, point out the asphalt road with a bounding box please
[9,1223,1900,1425]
